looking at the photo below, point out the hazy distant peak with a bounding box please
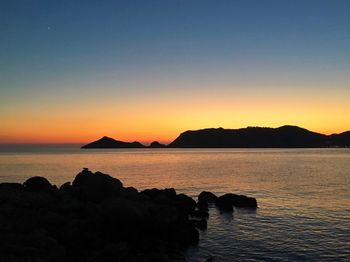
[82,137,145,149]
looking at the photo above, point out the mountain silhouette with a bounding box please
[168,125,329,148]
[81,126,350,148]
[149,141,166,148]
[81,136,145,148]
[328,131,350,147]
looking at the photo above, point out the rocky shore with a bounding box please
[0,169,257,261]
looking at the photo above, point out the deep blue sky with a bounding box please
[1,0,350,143]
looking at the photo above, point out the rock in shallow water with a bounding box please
[216,193,258,211]
[198,191,218,204]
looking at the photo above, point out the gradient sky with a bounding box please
[1,0,350,144]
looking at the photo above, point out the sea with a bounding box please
[0,145,349,261]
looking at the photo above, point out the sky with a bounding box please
[1,0,350,144]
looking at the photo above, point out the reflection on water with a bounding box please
[0,147,350,261]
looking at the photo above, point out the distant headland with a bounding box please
[81,125,350,149]
[81,136,166,149]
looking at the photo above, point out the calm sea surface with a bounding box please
[0,146,349,261]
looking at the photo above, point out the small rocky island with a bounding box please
[0,169,257,261]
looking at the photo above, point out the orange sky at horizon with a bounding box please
[2,77,350,145]
[1,91,349,145]
[1,122,349,145]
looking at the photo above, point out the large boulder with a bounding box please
[197,191,218,211]
[24,176,54,193]
[97,242,130,262]
[151,206,181,237]
[0,182,23,194]
[171,221,199,246]
[58,181,73,197]
[101,198,151,240]
[198,191,218,204]
[141,188,177,205]
[141,188,176,199]
[72,168,123,202]
[174,193,196,214]
[120,186,139,199]
[216,193,257,211]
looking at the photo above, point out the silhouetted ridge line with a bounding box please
[149,141,166,148]
[81,126,350,148]
[168,125,350,148]
[169,125,328,148]
[81,136,145,148]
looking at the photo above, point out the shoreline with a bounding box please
[0,168,257,261]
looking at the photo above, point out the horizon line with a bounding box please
[1,125,349,145]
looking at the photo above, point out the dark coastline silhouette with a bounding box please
[81,136,145,148]
[81,125,350,149]
[0,168,257,261]
[149,141,167,148]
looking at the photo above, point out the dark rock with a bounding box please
[140,243,171,262]
[172,222,199,246]
[121,186,139,199]
[217,202,234,212]
[102,197,151,240]
[0,229,66,262]
[59,181,72,194]
[24,176,54,193]
[72,168,123,202]
[59,181,72,190]
[41,211,66,233]
[192,218,207,230]
[198,191,218,203]
[98,242,129,261]
[196,200,209,211]
[191,209,209,219]
[141,188,177,205]
[174,193,196,213]
[141,188,158,198]
[141,188,176,199]
[149,141,167,148]
[0,182,23,192]
[151,206,181,238]
[216,193,257,211]
[163,188,176,199]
